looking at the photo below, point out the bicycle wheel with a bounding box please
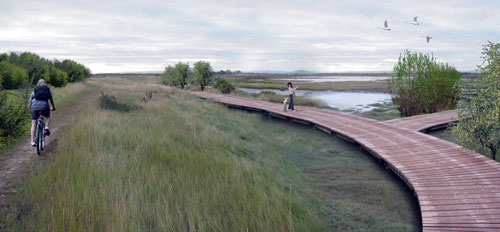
[37,125,43,155]
[40,125,45,151]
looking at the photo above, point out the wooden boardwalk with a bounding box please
[193,92,500,231]
[384,110,458,132]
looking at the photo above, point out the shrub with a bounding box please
[0,61,27,89]
[0,91,29,147]
[390,50,461,116]
[98,93,138,112]
[213,77,234,94]
[48,66,68,87]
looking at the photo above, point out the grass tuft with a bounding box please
[98,92,140,112]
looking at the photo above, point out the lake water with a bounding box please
[238,88,392,112]
[272,75,390,82]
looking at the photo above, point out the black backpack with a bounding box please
[34,86,51,100]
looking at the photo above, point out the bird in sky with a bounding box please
[412,16,419,25]
[426,35,432,44]
[377,20,391,31]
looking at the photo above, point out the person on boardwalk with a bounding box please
[283,96,288,112]
[28,79,56,147]
[287,82,298,112]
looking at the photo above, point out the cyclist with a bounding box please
[28,79,56,147]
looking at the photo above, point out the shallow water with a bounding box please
[272,75,390,82]
[238,88,392,112]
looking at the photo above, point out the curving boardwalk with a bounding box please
[193,92,500,232]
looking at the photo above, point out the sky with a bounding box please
[1,0,499,73]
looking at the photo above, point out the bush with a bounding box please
[390,50,461,116]
[48,66,68,87]
[0,91,29,147]
[213,77,234,94]
[98,93,138,112]
[0,61,27,89]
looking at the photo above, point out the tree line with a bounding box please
[0,52,91,90]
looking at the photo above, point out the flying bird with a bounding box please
[377,20,391,31]
[426,36,432,44]
[412,16,419,25]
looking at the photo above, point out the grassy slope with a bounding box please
[8,75,418,231]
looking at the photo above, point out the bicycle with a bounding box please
[34,111,46,155]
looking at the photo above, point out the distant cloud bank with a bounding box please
[1,0,499,73]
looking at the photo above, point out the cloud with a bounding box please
[1,0,499,73]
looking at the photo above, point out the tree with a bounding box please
[453,42,500,161]
[390,50,461,116]
[193,61,213,91]
[162,65,178,86]
[175,62,190,89]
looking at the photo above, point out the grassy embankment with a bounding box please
[7,75,419,231]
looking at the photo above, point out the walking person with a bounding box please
[28,79,56,147]
[287,82,299,112]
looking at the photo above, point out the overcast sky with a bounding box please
[1,0,499,73]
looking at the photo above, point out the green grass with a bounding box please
[6,75,419,231]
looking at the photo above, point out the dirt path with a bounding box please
[0,83,96,228]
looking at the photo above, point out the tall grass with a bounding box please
[9,77,319,231]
